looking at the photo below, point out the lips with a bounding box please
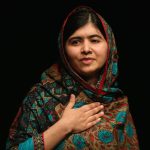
[80,57,95,64]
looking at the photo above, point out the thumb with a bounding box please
[66,94,76,109]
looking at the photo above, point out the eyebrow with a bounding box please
[68,34,103,41]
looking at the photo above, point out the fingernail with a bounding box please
[71,94,74,97]
[100,111,104,115]
[100,105,104,109]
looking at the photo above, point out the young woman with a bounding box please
[6,6,139,149]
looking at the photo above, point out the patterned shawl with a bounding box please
[6,6,139,150]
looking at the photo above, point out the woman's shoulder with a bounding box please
[22,63,62,108]
[40,63,62,85]
[22,82,45,107]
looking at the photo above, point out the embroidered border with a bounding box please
[33,134,44,150]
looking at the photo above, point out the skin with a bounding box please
[65,22,108,85]
[43,22,106,150]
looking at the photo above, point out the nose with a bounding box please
[81,41,92,54]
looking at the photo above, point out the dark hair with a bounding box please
[63,6,106,43]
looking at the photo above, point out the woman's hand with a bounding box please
[60,94,104,133]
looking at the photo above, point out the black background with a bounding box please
[1,0,149,149]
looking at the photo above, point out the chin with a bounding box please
[74,66,100,77]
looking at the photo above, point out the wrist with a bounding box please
[58,119,72,135]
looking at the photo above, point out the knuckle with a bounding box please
[96,114,99,118]
[94,116,97,120]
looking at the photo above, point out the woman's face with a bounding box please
[65,22,108,78]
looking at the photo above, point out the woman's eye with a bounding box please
[91,39,100,43]
[70,40,80,45]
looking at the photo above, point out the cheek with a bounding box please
[66,50,80,69]
[103,48,108,60]
[65,48,78,62]
[96,44,108,59]
[66,51,75,60]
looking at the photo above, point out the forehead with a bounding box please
[69,22,102,37]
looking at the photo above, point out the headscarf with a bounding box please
[57,5,124,103]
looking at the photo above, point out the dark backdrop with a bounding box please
[1,1,149,149]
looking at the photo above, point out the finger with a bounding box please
[81,102,101,112]
[87,111,104,122]
[86,118,101,128]
[86,105,104,117]
[66,94,76,109]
